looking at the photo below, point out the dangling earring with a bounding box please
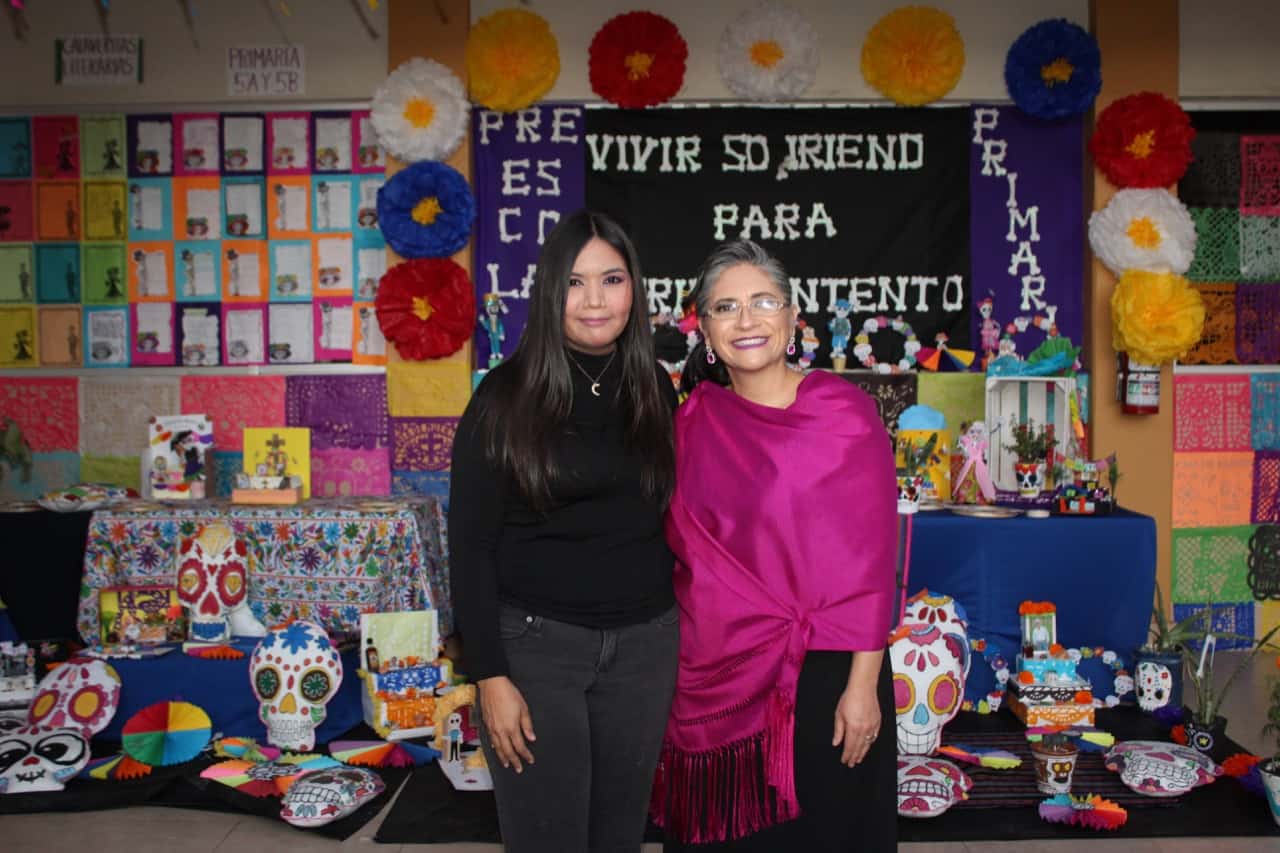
[706,348,716,365]
[786,341,796,356]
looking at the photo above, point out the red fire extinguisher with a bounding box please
[1116,353,1160,415]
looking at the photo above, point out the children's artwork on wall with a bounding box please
[268,176,311,237]
[268,303,314,364]
[222,303,266,365]
[175,241,220,301]
[33,115,80,180]
[38,307,81,367]
[34,244,80,304]
[0,117,31,178]
[352,302,385,365]
[127,242,174,301]
[243,426,311,498]
[128,115,174,176]
[0,180,35,241]
[175,113,221,176]
[222,242,268,301]
[0,245,34,302]
[354,177,382,234]
[127,178,172,240]
[223,176,265,238]
[0,307,37,367]
[35,181,81,241]
[132,302,176,366]
[314,297,353,361]
[84,306,129,367]
[174,177,223,240]
[80,115,126,179]
[221,114,265,174]
[83,181,128,241]
[352,110,385,173]
[178,303,221,367]
[313,175,354,232]
[267,112,311,174]
[314,236,353,294]
[82,243,127,304]
[355,247,385,301]
[269,240,312,301]
[312,112,353,172]
[148,413,212,500]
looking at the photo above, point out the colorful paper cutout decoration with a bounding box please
[329,739,440,768]
[213,736,280,763]
[1004,19,1101,120]
[718,1,818,101]
[1248,526,1280,602]
[861,6,964,106]
[370,58,467,164]
[890,622,965,754]
[1038,793,1127,831]
[27,657,121,737]
[589,11,687,109]
[121,700,212,766]
[376,161,474,259]
[1088,189,1197,276]
[281,766,386,828]
[1111,270,1205,365]
[1104,740,1222,796]
[80,751,153,781]
[250,620,344,752]
[466,8,560,113]
[1090,92,1195,188]
[0,727,89,794]
[200,754,341,798]
[896,755,972,817]
[375,258,475,362]
[937,743,1021,769]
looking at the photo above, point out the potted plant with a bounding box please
[1260,660,1280,826]
[1131,587,1214,715]
[895,431,938,514]
[1003,420,1055,498]
[1181,620,1280,763]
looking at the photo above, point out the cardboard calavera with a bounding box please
[896,755,972,817]
[1135,660,1173,711]
[280,766,385,827]
[903,589,971,679]
[177,522,249,642]
[0,726,90,794]
[1104,740,1222,797]
[26,658,121,737]
[250,620,343,752]
[891,623,966,755]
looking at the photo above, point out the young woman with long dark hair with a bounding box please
[449,209,678,852]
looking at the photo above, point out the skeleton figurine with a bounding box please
[446,711,463,762]
[827,299,853,358]
[479,293,508,368]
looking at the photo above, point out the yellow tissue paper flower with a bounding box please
[861,6,965,106]
[466,8,560,113]
[1110,270,1205,365]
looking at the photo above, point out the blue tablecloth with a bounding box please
[97,638,363,744]
[907,507,1157,703]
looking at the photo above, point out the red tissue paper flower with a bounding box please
[589,11,688,108]
[375,259,475,361]
[1090,92,1195,188]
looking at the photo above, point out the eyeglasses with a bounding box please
[704,296,788,320]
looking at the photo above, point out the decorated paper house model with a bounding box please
[1007,601,1096,727]
[359,610,452,740]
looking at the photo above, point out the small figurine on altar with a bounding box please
[978,296,1001,368]
[479,292,508,369]
[828,299,853,370]
[797,321,820,370]
[446,711,463,762]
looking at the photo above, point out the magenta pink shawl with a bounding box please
[652,372,897,843]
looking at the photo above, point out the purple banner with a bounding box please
[472,105,586,369]
[969,106,1083,366]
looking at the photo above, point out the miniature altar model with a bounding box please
[1007,601,1095,727]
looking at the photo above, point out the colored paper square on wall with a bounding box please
[311,112,353,173]
[34,244,80,304]
[131,301,176,366]
[1253,375,1280,451]
[353,176,383,243]
[386,345,472,418]
[127,241,174,302]
[267,302,314,364]
[1172,452,1255,528]
[174,240,221,301]
[223,175,266,238]
[1238,215,1280,281]
[172,176,223,240]
[222,240,268,301]
[351,301,385,365]
[80,115,126,180]
[266,112,311,174]
[313,296,353,362]
[1254,451,1280,524]
[83,306,129,367]
[311,447,391,498]
[176,303,221,367]
[221,302,267,365]
[1237,284,1280,364]
[1188,207,1240,282]
[391,417,457,472]
[180,375,285,452]
[174,113,222,176]
[0,244,34,302]
[351,110,385,174]
[0,181,34,242]
[0,377,77,449]
[221,113,265,175]
[354,245,385,300]
[1241,136,1280,216]
[1180,283,1237,366]
[285,374,388,450]
[1172,602,1256,649]
[1172,525,1256,605]
[0,117,31,179]
[37,306,81,367]
[32,115,79,180]
[0,451,79,502]
[35,181,81,241]
[266,175,312,239]
[312,174,355,233]
[1180,132,1241,209]
[313,236,353,295]
[80,376,181,456]
[1174,374,1253,452]
[79,454,141,492]
[0,306,37,367]
[82,243,128,304]
[82,181,128,241]
[391,470,449,502]
[127,177,173,241]
[268,239,312,301]
[127,114,174,177]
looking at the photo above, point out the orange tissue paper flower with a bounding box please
[860,6,965,106]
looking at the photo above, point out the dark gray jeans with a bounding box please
[479,604,680,853]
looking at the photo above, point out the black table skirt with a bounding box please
[0,508,92,642]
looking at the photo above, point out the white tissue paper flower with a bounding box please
[718,1,818,101]
[1088,188,1197,275]
[370,58,468,164]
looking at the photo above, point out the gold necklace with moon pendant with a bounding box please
[568,349,617,397]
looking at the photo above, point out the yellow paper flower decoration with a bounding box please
[861,6,965,106]
[1110,270,1205,365]
[466,8,560,113]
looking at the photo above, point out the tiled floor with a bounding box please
[4,651,1278,851]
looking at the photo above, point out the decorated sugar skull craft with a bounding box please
[250,620,344,752]
[27,658,121,737]
[896,755,972,817]
[903,589,971,679]
[1104,740,1221,797]
[177,522,256,642]
[0,726,90,794]
[890,624,966,755]
[1134,660,1173,711]
[281,766,385,827]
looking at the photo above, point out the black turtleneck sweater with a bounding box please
[448,350,677,681]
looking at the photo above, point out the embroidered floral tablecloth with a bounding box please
[79,497,452,644]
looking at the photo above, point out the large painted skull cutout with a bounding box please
[177,522,248,642]
[896,755,972,817]
[0,726,90,794]
[1104,740,1221,796]
[250,620,343,752]
[890,624,966,755]
[1135,660,1173,711]
[26,658,121,737]
[281,766,385,827]
[904,589,971,679]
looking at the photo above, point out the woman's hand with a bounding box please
[478,676,536,773]
[832,681,881,767]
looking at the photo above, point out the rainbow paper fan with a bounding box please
[1027,725,1115,753]
[1038,793,1128,831]
[80,752,153,780]
[916,340,976,372]
[200,753,342,798]
[213,736,281,763]
[121,701,212,766]
[937,743,1021,770]
[329,739,441,768]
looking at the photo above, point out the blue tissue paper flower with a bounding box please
[377,160,476,259]
[1004,19,1101,120]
